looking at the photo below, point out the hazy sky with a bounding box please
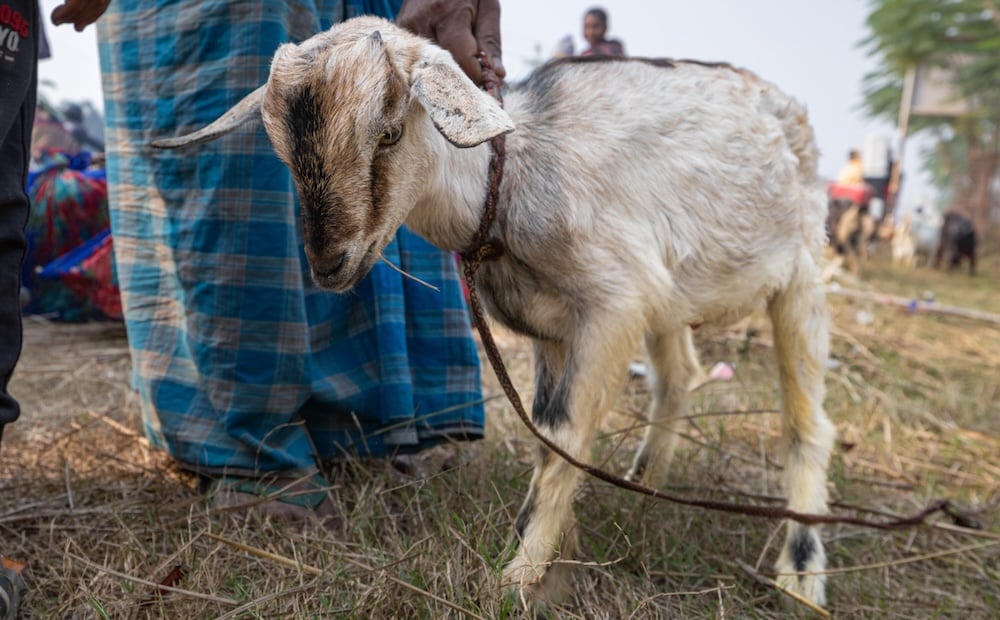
[36,0,936,208]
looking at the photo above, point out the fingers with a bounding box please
[474,0,505,79]
[395,0,435,39]
[432,7,483,84]
[51,0,110,31]
[395,0,505,86]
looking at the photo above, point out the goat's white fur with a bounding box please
[153,16,836,608]
[892,214,918,269]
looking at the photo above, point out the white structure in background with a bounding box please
[862,134,891,178]
[862,134,891,221]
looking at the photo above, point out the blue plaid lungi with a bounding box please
[96,0,484,475]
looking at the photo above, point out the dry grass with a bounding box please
[2,251,998,619]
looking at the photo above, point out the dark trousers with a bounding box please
[0,0,38,451]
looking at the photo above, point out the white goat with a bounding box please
[154,16,836,607]
[892,213,918,269]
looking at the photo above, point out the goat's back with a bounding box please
[497,58,828,324]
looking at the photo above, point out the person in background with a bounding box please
[1,2,110,616]
[581,6,625,57]
[95,0,502,521]
[552,34,575,58]
[838,149,866,187]
[831,148,875,210]
[60,103,104,153]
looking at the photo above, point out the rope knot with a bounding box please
[459,52,506,275]
[460,238,505,266]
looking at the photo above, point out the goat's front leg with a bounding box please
[767,257,836,606]
[505,328,638,605]
[627,328,704,487]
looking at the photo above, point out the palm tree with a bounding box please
[861,0,1000,234]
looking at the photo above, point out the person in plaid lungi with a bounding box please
[97,0,503,519]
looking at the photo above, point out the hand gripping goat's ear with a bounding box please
[150,85,266,149]
[411,52,514,148]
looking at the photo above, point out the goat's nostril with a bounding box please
[314,251,348,277]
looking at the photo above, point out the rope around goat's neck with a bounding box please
[459,54,506,266]
[458,55,970,534]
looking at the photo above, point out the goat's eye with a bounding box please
[379,126,402,146]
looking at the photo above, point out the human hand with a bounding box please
[50,0,110,32]
[396,0,505,86]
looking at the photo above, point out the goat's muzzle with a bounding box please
[309,250,348,277]
[306,243,378,293]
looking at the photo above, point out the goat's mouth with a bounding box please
[309,242,379,292]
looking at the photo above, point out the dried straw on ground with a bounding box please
[2,254,998,619]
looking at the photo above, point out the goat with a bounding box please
[153,16,836,607]
[825,185,876,275]
[935,211,977,275]
[891,213,918,269]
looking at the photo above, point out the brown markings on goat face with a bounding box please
[366,43,410,236]
[262,36,412,271]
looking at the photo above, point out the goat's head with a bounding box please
[152,16,514,292]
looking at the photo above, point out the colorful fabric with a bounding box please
[96,0,483,475]
[23,153,111,320]
[36,228,122,321]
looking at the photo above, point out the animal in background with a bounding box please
[891,213,917,269]
[825,191,875,275]
[934,212,977,275]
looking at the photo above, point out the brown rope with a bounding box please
[460,55,969,533]
[459,53,506,265]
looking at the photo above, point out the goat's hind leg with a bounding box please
[627,328,704,487]
[767,258,836,606]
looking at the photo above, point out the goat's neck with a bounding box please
[405,137,493,253]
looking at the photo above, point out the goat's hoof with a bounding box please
[625,461,666,489]
[503,556,573,607]
[503,558,544,602]
[623,468,641,483]
[775,572,827,609]
[774,526,828,608]
[625,454,648,483]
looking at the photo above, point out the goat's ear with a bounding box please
[411,59,514,148]
[151,85,266,149]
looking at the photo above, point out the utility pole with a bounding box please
[887,65,917,223]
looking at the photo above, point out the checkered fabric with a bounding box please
[96,0,484,474]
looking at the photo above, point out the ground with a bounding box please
[1,250,998,619]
